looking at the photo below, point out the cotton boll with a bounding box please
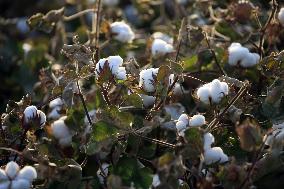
[23,106,38,122]
[37,110,46,127]
[17,166,37,182]
[84,110,97,125]
[228,43,249,66]
[139,68,159,92]
[176,121,187,132]
[116,67,127,80]
[204,133,215,150]
[108,56,123,72]
[96,163,109,184]
[152,174,161,187]
[278,8,284,26]
[103,0,119,6]
[48,106,61,120]
[178,114,189,123]
[11,179,31,189]
[210,80,225,103]
[204,147,228,165]
[51,119,71,139]
[220,82,229,95]
[0,181,10,189]
[59,136,73,147]
[240,52,259,67]
[151,39,174,57]
[273,122,284,129]
[49,98,63,109]
[197,86,211,104]
[140,94,156,107]
[152,32,173,44]
[0,169,8,181]
[95,58,107,75]
[5,161,19,179]
[111,22,135,43]
[189,115,205,127]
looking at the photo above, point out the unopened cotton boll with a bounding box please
[278,8,284,26]
[5,161,20,179]
[111,21,135,43]
[203,133,215,150]
[188,115,205,127]
[152,32,173,44]
[204,147,228,165]
[139,68,159,92]
[151,39,174,57]
[17,166,37,182]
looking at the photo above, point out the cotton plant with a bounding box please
[0,161,37,189]
[176,113,206,136]
[95,55,127,80]
[50,116,73,147]
[228,43,260,68]
[23,105,46,128]
[278,8,284,26]
[203,133,228,165]
[110,21,135,43]
[196,79,229,105]
[48,98,64,120]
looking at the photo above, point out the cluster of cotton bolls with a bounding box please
[95,55,127,80]
[203,133,228,165]
[110,21,135,43]
[228,43,260,67]
[278,8,284,26]
[196,79,229,105]
[151,32,174,57]
[0,161,37,189]
[48,98,64,120]
[23,105,46,128]
[264,122,284,148]
[51,116,73,147]
[176,114,206,136]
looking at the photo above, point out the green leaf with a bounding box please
[183,55,198,71]
[92,121,118,142]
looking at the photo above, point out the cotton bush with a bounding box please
[1,1,284,189]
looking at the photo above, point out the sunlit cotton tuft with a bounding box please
[23,106,46,127]
[151,39,174,57]
[139,68,159,92]
[111,21,135,43]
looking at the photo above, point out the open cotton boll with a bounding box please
[111,21,135,43]
[17,166,37,182]
[51,118,71,139]
[204,147,228,165]
[96,163,109,184]
[176,121,187,132]
[140,94,156,107]
[210,79,227,103]
[0,169,8,180]
[5,161,19,179]
[196,85,211,104]
[108,56,123,71]
[48,106,61,120]
[151,39,174,57]
[116,67,127,80]
[139,68,159,92]
[278,8,284,26]
[228,43,249,66]
[37,110,46,127]
[152,32,173,44]
[240,52,260,67]
[189,115,205,127]
[59,136,73,147]
[178,114,189,123]
[204,133,215,150]
[23,106,38,122]
[11,179,31,189]
[103,0,119,6]
[0,181,10,189]
[49,98,63,109]
[152,174,161,187]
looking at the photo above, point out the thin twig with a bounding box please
[204,32,227,76]
[94,0,102,63]
[76,81,93,126]
[63,9,96,22]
